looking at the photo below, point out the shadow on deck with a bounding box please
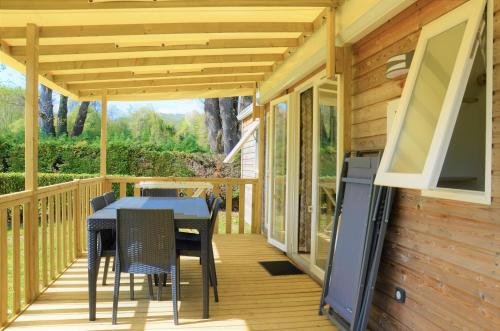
[6,235,334,330]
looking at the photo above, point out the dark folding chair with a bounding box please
[91,196,115,286]
[112,209,179,325]
[206,192,216,213]
[103,191,116,205]
[141,188,178,197]
[176,197,221,302]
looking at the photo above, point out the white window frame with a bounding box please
[267,93,293,252]
[375,0,488,195]
[223,119,260,164]
[422,0,492,205]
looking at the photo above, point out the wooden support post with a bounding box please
[340,45,352,154]
[12,206,21,315]
[252,85,258,120]
[24,23,39,303]
[255,105,265,235]
[100,95,107,177]
[326,7,336,79]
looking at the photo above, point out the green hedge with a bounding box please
[0,172,96,195]
[0,139,239,177]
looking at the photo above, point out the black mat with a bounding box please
[259,261,305,276]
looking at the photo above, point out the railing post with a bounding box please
[74,180,81,256]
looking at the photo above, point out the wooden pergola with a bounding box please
[0,2,340,326]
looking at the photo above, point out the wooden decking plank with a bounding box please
[6,235,335,331]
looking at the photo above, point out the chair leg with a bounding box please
[111,256,115,272]
[102,256,110,285]
[209,250,219,302]
[157,273,163,301]
[129,274,134,301]
[154,274,159,286]
[112,269,121,325]
[147,274,154,300]
[171,269,179,325]
[209,262,219,303]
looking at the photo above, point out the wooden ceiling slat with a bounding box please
[39,54,282,72]
[79,82,256,98]
[0,0,338,10]
[69,74,264,90]
[10,38,298,57]
[1,22,313,39]
[52,65,273,83]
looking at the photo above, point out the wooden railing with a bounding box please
[0,176,106,329]
[105,176,260,235]
[0,175,259,329]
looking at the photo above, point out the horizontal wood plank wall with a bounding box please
[351,0,500,330]
[241,116,258,229]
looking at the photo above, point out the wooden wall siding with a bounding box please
[241,116,258,225]
[351,0,500,330]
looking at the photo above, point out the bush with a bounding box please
[0,172,96,195]
[0,138,239,178]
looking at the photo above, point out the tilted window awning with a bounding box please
[223,119,260,164]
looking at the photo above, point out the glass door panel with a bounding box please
[269,100,288,248]
[315,82,337,269]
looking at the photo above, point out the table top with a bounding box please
[87,197,210,221]
[138,181,213,189]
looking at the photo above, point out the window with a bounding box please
[375,0,491,204]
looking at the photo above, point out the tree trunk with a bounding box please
[57,95,68,136]
[70,101,90,137]
[219,97,240,155]
[204,98,223,153]
[39,85,56,136]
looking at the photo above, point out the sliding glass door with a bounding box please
[267,95,291,251]
[314,81,338,270]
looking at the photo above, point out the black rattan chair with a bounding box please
[103,191,116,205]
[176,198,221,302]
[113,208,179,325]
[91,196,115,286]
[141,188,178,197]
[207,192,216,213]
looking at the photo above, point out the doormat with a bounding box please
[259,261,305,276]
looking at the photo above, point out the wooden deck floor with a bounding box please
[6,235,335,331]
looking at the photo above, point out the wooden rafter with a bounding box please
[1,22,312,39]
[0,0,339,10]
[38,54,282,73]
[52,65,273,83]
[79,82,256,98]
[69,74,264,91]
[10,38,299,57]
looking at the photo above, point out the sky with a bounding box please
[0,64,205,117]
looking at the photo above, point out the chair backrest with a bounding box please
[209,198,222,239]
[103,191,116,205]
[141,188,178,197]
[90,196,107,213]
[207,193,216,212]
[116,208,175,275]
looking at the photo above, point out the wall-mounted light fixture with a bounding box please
[386,51,414,80]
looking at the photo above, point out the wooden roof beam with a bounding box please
[38,54,282,73]
[10,38,299,57]
[1,22,313,39]
[79,82,256,98]
[69,74,265,90]
[52,65,273,83]
[0,1,339,10]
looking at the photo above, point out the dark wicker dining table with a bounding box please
[86,197,211,321]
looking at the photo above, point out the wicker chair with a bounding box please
[141,188,178,197]
[103,191,116,205]
[206,192,216,213]
[176,197,221,302]
[113,208,179,325]
[91,196,115,286]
